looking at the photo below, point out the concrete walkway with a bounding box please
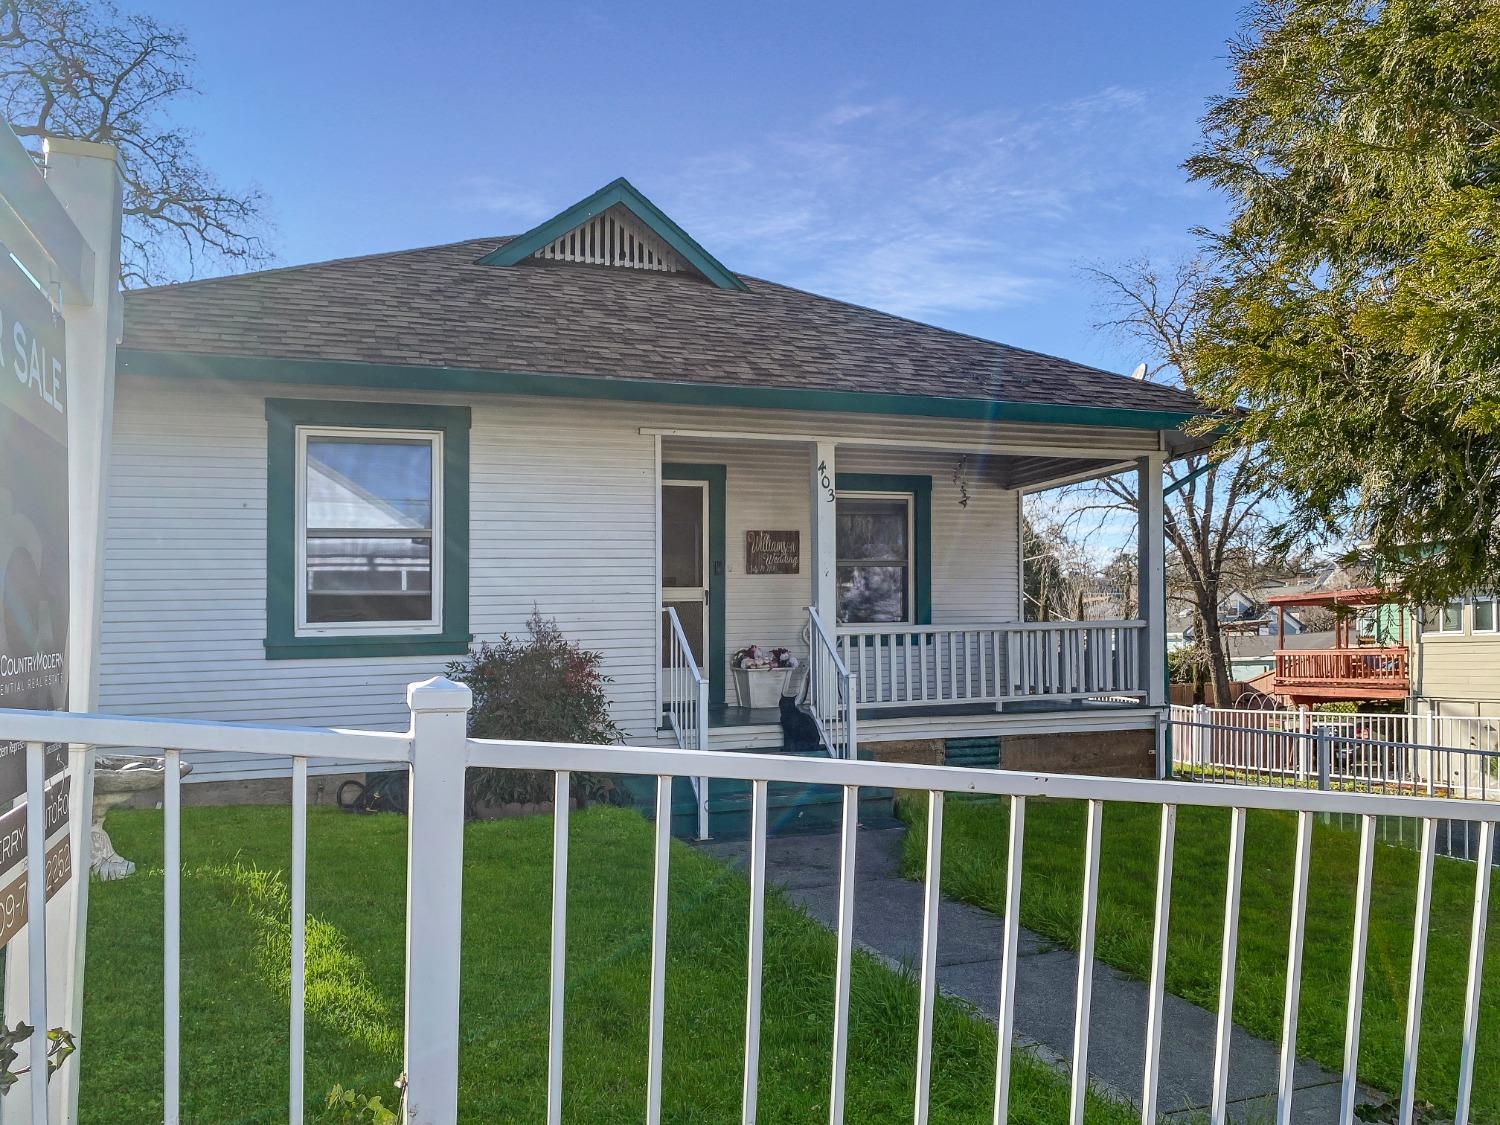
[701,826,1379,1124]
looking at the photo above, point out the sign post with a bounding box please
[0,125,121,1125]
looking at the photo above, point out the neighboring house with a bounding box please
[1410,594,1500,735]
[101,178,1204,787]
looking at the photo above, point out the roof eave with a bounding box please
[115,347,1203,433]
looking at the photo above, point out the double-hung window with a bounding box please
[1474,594,1498,634]
[837,493,912,624]
[265,399,470,659]
[299,428,440,631]
[1425,598,1465,635]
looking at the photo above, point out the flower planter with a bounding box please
[733,666,793,709]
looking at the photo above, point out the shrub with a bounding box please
[446,610,625,812]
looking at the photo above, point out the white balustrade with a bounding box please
[836,620,1147,709]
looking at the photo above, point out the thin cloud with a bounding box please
[660,86,1200,321]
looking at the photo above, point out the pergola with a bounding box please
[1265,586,1403,651]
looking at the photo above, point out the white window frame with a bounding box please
[835,489,915,626]
[1473,593,1499,635]
[1424,597,1465,636]
[294,424,444,638]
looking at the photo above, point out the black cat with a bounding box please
[779,690,825,754]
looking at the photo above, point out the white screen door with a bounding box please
[661,481,709,691]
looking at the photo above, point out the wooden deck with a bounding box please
[1272,646,1409,703]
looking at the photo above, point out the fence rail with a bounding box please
[2,687,1495,1125]
[836,619,1146,709]
[1170,705,1500,800]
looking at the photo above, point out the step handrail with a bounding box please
[805,606,857,760]
[663,606,710,839]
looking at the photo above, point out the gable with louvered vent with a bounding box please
[478,178,748,290]
[532,203,685,273]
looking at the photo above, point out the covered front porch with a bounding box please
[653,420,1168,756]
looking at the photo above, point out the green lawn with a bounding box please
[79,804,1141,1123]
[898,795,1500,1123]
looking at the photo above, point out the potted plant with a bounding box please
[731,645,799,709]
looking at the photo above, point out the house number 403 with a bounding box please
[816,460,835,503]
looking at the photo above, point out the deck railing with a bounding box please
[806,607,857,759]
[662,607,710,838]
[1,684,1493,1124]
[836,620,1146,709]
[1274,646,1409,688]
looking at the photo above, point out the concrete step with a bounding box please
[615,756,897,840]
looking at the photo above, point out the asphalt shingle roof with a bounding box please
[120,237,1203,415]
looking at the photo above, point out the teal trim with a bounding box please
[662,464,727,705]
[121,349,1200,433]
[477,177,749,292]
[263,398,471,660]
[835,473,932,626]
[1163,458,1216,496]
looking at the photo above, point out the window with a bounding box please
[299,429,439,631]
[837,493,912,623]
[265,399,470,659]
[1474,594,1498,634]
[1425,598,1464,635]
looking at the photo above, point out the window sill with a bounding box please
[264,633,473,660]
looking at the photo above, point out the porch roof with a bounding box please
[119,233,1206,432]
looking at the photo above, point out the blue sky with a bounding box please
[146,0,1242,374]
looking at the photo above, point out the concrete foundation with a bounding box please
[999,728,1155,778]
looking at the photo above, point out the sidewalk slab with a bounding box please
[701,825,1379,1124]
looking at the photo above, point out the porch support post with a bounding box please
[1137,454,1166,709]
[810,441,838,623]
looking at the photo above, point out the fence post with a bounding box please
[1297,706,1311,782]
[1423,710,1437,796]
[1317,727,1332,792]
[402,676,473,1125]
[1194,703,1209,773]
[696,676,710,841]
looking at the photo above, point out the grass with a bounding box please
[897,794,1500,1123]
[79,804,1144,1123]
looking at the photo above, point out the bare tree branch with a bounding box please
[0,0,272,286]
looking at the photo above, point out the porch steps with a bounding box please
[617,747,898,840]
[944,736,1001,769]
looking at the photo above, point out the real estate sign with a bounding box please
[0,252,68,713]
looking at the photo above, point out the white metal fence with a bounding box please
[1,682,1495,1125]
[1170,705,1500,799]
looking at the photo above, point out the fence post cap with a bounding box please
[407,676,473,714]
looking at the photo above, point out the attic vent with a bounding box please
[532,203,685,273]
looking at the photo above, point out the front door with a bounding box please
[661,480,709,697]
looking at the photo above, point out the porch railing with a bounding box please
[2,684,1494,1124]
[806,607,857,759]
[662,607,710,839]
[836,620,1146,709]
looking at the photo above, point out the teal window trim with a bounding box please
[662,464,727,705]
[264,398,471,660]
[119,349,1202,434]
[834,473,932,626]
[477,177,748,291]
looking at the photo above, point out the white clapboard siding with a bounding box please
[100,376,1147,780]
[100,378,660,781]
